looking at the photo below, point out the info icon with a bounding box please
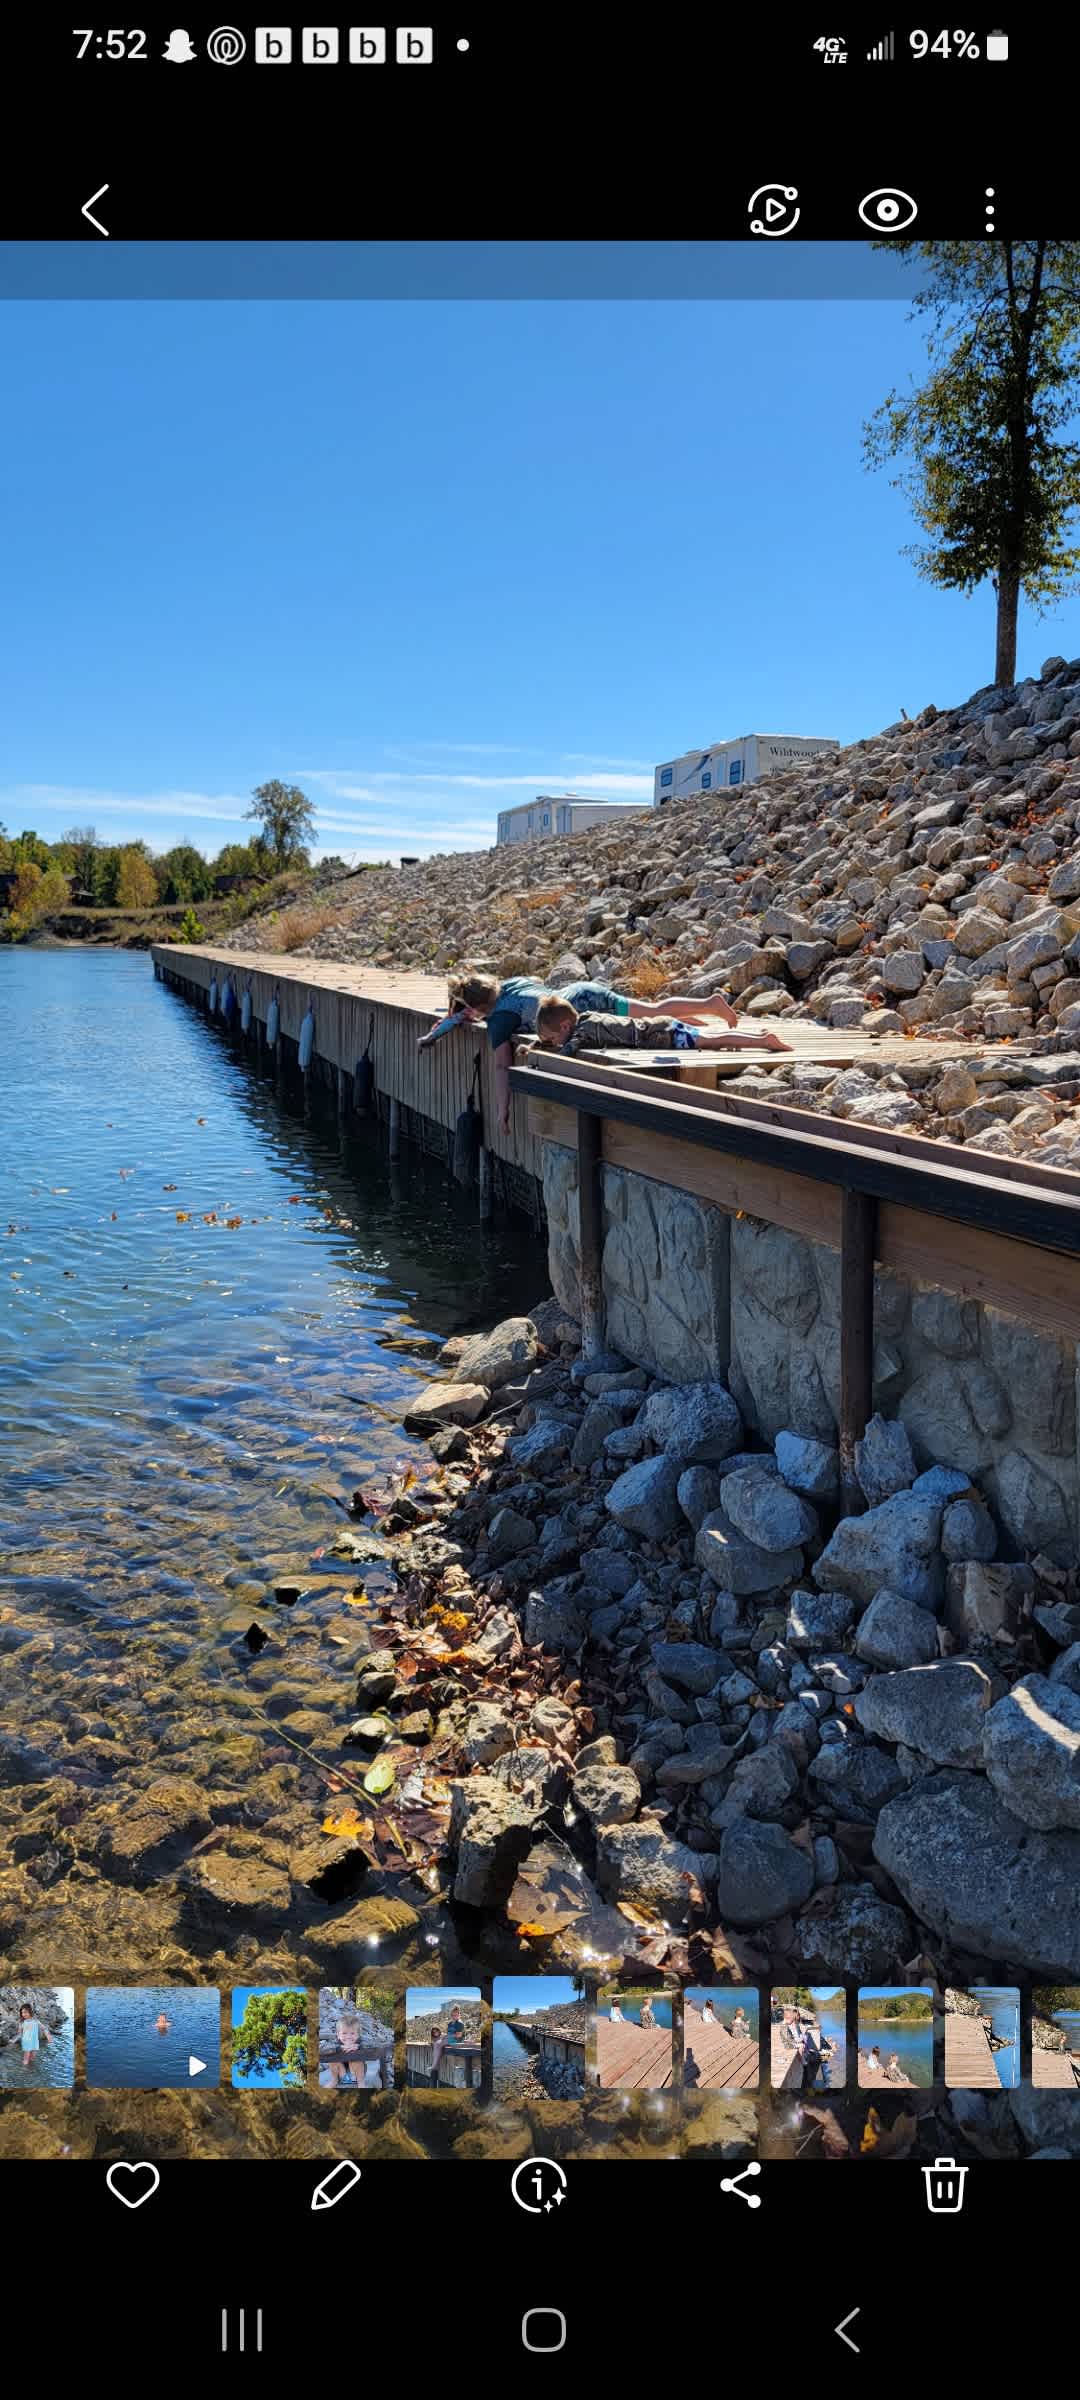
[511,2157,568,2216]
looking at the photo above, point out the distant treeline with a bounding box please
[856,1993,933,2023]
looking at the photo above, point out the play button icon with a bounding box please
[748,183,800,237]
[189,2055,207,2078]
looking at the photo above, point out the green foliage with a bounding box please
[864,241,1080,680]
[232,1990,307,2085]
[2,859,71,938]
[115,844,159,910]
[856,1992,933,2023]
[160,843,212,904]
[246,779,316,870]
[175,905,206,942]
[1033,1987,1080,2017]
[325,1984,394,2029]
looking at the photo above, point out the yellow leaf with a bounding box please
[321,1810,373,1839]
[175,1211,190,1223]
[226,1217,242,1229]
[344,1587,368,1609]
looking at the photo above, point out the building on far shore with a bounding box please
[496,794,648,846]
[653,732,838,806]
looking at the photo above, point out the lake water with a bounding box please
[1054,2011,1080,2054]
[492,2018,531,2086]
[85,1984,221,2087]
[601,1998,673,2029]
[0,950,539,1988]
[972,1989,1020,2089]
[857,2017,934,2086]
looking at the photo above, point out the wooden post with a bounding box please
[479,1146,494,1221]
[388,1098,401,1161]
[577,1111,605,1361]
[839,1187,876,1516]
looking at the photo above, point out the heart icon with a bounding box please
[106,2161,161,2209]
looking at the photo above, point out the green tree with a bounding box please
[864,241,1080,687]
[12,829,52,870]
[61,824,101,893]
[232,1990,307,2085]
[115,845,159,909]
[3,860,70,938]
[160,843,211,904]
[246,779,315,870]
[174,905,206,942]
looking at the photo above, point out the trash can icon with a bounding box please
[923,2156,967,2213]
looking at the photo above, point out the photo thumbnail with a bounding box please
[0,1987,74,2088]
[944,1987,1020,2089]
[857,1988,934,2089]
[318,1985,395,2089]
[770,1988,845,2091]
[492,1978,587,2101]
[683,1987,759,2091]
[86,1987,220,2089]
[592,1989,674,2091]
[405,1988,483,2089]
[231,1988,307,2089]
[1032,1988,1080,2089]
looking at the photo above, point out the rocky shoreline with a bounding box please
[220,655,1080,1166]
[349,1302,1080,2022]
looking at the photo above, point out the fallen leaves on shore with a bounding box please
[362,1757,397,1797]
[322,1809,374,1839]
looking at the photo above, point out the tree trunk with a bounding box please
[995,559,1020,688]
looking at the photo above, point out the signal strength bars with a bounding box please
[867,30,895,58]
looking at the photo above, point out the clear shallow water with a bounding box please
[857,2019,934,2086]
[971,1989,1020,2089]
[0,1993,75,2088]
[85,1985,222,2087]
[1054,2012,1080,2053]
[0,949,539,1984]
[600,1999,673,2029]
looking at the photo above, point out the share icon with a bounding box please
[719,2161,763,2208]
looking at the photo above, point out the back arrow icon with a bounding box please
[82,184,109,237]
[835,2308,860,2354]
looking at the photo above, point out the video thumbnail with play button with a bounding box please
[85,1987,221,2088]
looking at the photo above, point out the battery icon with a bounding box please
[986,29,1009,58]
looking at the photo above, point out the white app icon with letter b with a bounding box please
[396,27,434,63]
[255,28,292,61]
[350,27,387,62]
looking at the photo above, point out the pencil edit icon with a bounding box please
[311,2160,362,2211]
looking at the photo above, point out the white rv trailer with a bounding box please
[653,733,838,806]
[496,795,648,846]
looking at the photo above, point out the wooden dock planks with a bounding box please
[595,2017,673,2090]
[683,2010,759,2091]
[944,2013,1003,2089]
[1032,2049,1080,2087]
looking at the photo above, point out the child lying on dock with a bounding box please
[532,995,793,1058]
[418,965,779,1132]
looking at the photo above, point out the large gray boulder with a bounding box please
[855,1658,1000,1767]
[572,1759,641,1828]
[696,1510,804,1595]
[637,1381,742,1465]
[650,1640,723,1697]
[982,1674,1080,1831]
[451,1315,540,1392]
[508,1415,573,1475]
[719,1465,819,1552]
[856,1588,940,1670]
[786,1881,913,1983]
[605,1453,684,1538]
[874,1772,1080,1976]
[595,1817,714,1924]
[676,1465,727,1530]
[713,1819,815,1926]
[854,1413,917,1506]
[774,1429,840,1501]
[812,1491,944,1612]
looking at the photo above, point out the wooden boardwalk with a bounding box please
[1032,2049,1080,2087]
[944,2012,1002,2089]
[595,2016,673,2090]
[858,2055,916,2089]
[683,2008,759,2090]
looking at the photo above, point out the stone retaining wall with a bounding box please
[541,1140,1080,1563]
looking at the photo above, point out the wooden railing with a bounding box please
[405,2041,482,2089]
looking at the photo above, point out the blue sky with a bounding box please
[493,1976,579,2013]
[405,1986,479,2019]
[2,280,1077,863]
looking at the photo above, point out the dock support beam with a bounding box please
[577,1112,605,1363]
[479,1146,494,1222]
[388,1098,401,1161]
[839,1188,876,1516]
[337,1064,348,1119]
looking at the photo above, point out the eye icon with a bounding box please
[858,187,918,231]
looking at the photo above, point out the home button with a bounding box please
[521,2308,567,2354]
